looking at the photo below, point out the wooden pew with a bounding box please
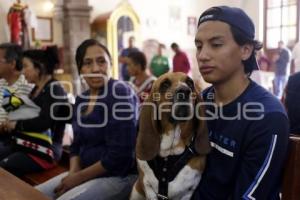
[0,168,50,200]
[281,135,300,200]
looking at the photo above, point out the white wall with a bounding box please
[90,0,245,49]
[0,0,14,43]
[0,0,261,48]
[241,0,262,41]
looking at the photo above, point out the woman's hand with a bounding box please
[0,120,16,134]
[7,121,16,132]
[54,172,84,197]
[54,161,106,197]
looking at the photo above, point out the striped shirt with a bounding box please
[0,74,34,123]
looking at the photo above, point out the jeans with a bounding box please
[273,75,288,99]
[36,172,137,200]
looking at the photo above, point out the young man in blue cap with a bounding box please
[193,6,289,199]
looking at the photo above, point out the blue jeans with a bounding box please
[36,172,137,200]
[273,75,288,99]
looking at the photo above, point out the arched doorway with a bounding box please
[91,1,140,79]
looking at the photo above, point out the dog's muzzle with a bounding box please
[171,86,193,122]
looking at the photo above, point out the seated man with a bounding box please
[0,43,34,160]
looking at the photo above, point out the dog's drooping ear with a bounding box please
[195,101,211,155]
[136,97,160,161]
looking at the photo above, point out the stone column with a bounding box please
[59,0,92,95]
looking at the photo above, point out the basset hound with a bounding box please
[130,72,211,200]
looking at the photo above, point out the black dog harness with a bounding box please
[147,136,198,200]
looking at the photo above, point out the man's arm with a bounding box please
[69,156,81,174]
[291,59,296,74]
[163,57,170,73]
[183,53,191,73]
[232,112,289,199]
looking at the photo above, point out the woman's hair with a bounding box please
[127,51,147,71]
[75,39,112,73]
[23,46,59,76]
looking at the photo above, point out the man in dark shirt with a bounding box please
[273,41,291,99]
[284,72,300,134]
[193,6,289,199]
[119,36,139,81]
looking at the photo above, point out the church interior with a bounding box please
[0,0,300,199]
[1,0,298,91]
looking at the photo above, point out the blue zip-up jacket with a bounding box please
[193,80,289,200]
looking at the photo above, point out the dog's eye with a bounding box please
[159,79,171,93]
[185,77,195,90]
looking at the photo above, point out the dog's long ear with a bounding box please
[195,96,211,155]
[136,89,160,161]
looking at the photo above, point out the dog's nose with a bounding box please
[175,87,191,102]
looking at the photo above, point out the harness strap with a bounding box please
[158,157,169,199]
[148,136,198,199]
[169,136,197,178]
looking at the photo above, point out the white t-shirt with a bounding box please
[292,42,300,72]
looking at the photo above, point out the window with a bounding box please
[265,0,299,49]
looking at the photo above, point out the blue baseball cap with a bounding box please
[197,6,259,70]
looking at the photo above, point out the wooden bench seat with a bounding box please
[0,168,50,200]
[281,134,300,200]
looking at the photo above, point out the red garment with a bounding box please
[131,77,155,103]
[28,154,56,170]
[173,51,191,74]
[8,12,22,44]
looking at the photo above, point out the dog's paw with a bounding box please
[168,165,201,199]
[130,182,146,200]
[137,159,159,199]
[143,174,159,199]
